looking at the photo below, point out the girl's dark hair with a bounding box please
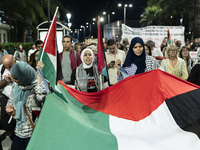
[179,46,193,66]
[29,50,40,69]
[118,44,127,51]
[144,44,151,56]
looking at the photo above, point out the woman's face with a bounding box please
[145,46,150,55]
[133,43,143,56]
[76,45,81,53]
[18,45,22,50]
[168,48,177,58]
[11,75,23,86]
[83,50,93,65]
[182,48,189,57]
[35,51,39,61]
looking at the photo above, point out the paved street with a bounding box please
[2,136,11,150]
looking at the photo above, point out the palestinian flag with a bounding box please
[37,7,61,90]
[97,17,106,73]
[167,28,173,45]
[27,69,200,150]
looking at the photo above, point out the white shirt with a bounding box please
[105,49,126,84]
[28,49,37,56]
[0,64,13,97]
[151,48,163,57]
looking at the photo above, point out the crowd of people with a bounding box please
[0,35,200,149]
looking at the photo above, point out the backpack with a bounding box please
[162,58,183,76]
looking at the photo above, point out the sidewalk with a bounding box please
[2,136,11,150]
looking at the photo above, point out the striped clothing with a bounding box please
[118,55,163,81]
[7,82,48,138]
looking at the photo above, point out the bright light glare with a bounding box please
[118,3,122,7]
[100,17,104,22]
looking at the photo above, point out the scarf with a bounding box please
[76,64,100,92]
[10,62,37,130]
[123,37,146,74]
[19,48,23,52]
[81,48,95,69]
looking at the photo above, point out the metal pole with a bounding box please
[108,14,110,24]
[89,24,91,37]
[84,27,85,42]
[47,0,51,27]
[124,6,126,25]
[77,29,79,42]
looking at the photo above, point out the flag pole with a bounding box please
[103,49,111,87]
[40,7,59,61]
[97,17,111,87]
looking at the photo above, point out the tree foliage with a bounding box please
[140,6,162,26]
[0,0,67,42]
[140,0,194,27]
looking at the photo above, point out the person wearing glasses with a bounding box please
[161,44,188,80]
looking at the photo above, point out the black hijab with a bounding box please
[123,37,146,74]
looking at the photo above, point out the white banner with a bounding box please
[121,24,185,49]
[189,51,197,62]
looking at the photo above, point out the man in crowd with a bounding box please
[59,35,82,84]
[122,38,130,49]
[0,55,16,150]
[27,44,36,62]
[191,38,200,51]
[35,40,43,51]
[175,40,182,50]
[105,39,126,85]
[146,40,163,57]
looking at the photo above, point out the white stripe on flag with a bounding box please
[47,53,56,71]
[110,102,200,150]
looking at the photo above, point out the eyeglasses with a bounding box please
[169,49,177,52]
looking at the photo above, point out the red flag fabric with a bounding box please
[154,56,167,60]
[97,17,106,73]
[37,7,60,90]
[168,28,171,40]
[42,15,57,57]
[59,69,200,121]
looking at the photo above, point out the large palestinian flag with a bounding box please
[27,69,200,150]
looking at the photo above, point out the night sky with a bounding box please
[58,0,147,39]
[59,0,147,28]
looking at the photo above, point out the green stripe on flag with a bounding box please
[37,50,56,90]
[27,84,118,150]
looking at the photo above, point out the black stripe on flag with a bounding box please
[166,89,200,138]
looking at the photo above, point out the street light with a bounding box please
[81,25,86,42]
[118,3,132,25]
[66,13,72,29]
[85,22,92,37]
[66,13,71,22]
[68,22,72,29]
[103,11,115,24]
[100,17,104,22]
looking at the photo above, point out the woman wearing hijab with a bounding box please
[71,48,107,92]
[5,62,48,150]
[117,37,162,80]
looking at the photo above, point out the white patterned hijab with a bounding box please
[81,48,95,69]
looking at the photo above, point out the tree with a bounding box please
[0,0,67,42]
[140,0,194,29]
[140,6,162,26]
